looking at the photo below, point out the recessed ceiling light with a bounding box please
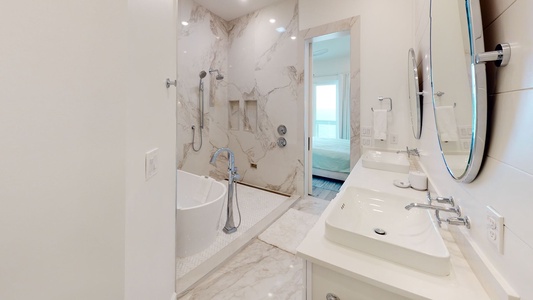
[181,21,189,26]
[269,19,276,24]
[290,36,297,40]
[275,27,286,33]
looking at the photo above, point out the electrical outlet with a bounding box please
[389,133,398,144]
[459,126,472,138]
[145,148,159,180]
[460,139,471,151]
[361,126,372,137]
[362,137,371,147]
[486,206,504,254]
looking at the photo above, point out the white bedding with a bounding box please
[312,137,351,174]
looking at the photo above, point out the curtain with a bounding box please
[337,73,350,139]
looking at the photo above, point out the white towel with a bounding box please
[435,106,459,142]
[373,109,388,140]
[192,176,213,204]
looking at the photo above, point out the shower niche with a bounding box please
[243,100,257,132]
[228,100,240,131]
[228,99,258,132]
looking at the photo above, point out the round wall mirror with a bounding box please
[408,48,422,139]
[430,0,487,183]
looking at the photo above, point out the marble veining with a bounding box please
[179,239,304,300]
[258,208,319,254]
[177,0,304,195]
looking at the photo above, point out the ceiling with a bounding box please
[193,0,287,21]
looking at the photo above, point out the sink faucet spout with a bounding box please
[404,202,461,216]
[397,146,419,157]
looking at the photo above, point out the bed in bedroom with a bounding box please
[312,137,351,181]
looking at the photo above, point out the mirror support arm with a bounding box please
[475,43,511,67]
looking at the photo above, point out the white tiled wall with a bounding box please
[414,0,533,298]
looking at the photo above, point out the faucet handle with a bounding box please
[436,210,470,229]
[232,167,241,181]
[426,191,455,206]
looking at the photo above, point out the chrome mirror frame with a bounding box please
[431,0,486,183]
[408,48,423,139]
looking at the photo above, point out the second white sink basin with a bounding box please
[324,186,450,276]
[362,150,410,173]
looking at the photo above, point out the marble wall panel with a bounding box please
[177,0,304,195]
[177,0,230,176]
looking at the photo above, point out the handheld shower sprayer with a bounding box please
[209,68,224,80]
[199,70,207,90]
[192,70,207,152]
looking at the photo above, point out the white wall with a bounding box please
[0,1,127,299]
[300,0,414,151]
[0,1,176,299]
[125,0,177,299]
[414,0,533,298]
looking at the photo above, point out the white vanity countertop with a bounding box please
[296,161,490,300]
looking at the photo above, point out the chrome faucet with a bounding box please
[210,147,240,234]
[396,146,419,158]
[404,202,461,216]
[426,191,454,206]
[405,201,470,228]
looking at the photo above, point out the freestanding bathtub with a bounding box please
[176,170,227,257]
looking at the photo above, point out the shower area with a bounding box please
[175,0,303,295]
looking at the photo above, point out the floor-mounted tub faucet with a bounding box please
[210,147,240,234]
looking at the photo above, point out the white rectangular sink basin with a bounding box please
[324,186,450,276]
[362,150,410,173]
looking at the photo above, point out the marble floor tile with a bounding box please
[179,239,304,300]
[291,195,331,215]
[179,194,329,299]
[258,208,319,254]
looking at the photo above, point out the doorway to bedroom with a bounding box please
[308,33,351,200]
[303,17,360,200]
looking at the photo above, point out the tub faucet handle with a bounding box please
[231,167,241,181]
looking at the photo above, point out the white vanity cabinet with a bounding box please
[296,162,491,300]
[306,262,411,300]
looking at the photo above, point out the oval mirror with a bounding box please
[408,48,422,139]
[430,0,487,183]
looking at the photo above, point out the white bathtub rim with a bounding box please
[176,170,227,210]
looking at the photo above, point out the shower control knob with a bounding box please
[277,124,287,135]
[277,137,287,148]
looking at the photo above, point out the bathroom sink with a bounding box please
[324,186,450,276]
[362,150,410,173]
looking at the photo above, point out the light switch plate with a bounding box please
[389,133,398,144]
[145,148,159,180]
[361,126,372,137]
[362,137,371,147]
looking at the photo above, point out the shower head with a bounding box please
[209,68,224,80]
[199,70,207,79]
